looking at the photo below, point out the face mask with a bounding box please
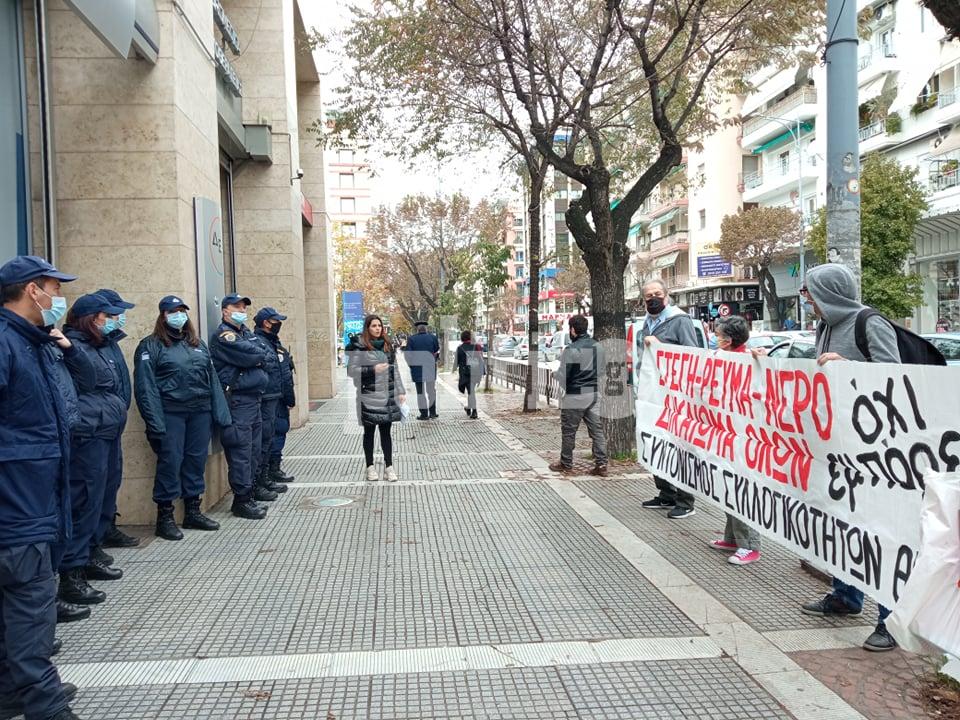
[118,313,127,329]
[645,297,665,315]
[230,311,247,325]
[271,321,282,335]
[102,318,119,335]
[36,290,67,327]
[802,301,815,316]
[166,311,188,330]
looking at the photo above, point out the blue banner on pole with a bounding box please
[342,291,364,349]
[697,255,733,278]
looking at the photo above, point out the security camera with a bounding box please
[291,168,304,182]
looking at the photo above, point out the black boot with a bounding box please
[52,637,63,655]
[56,599,90,623]
[470,409,478,419]
[83,557,122,581]
[256,467,285,496]
[58,568,106,605]
[182,497,220,531]
[0,683,76,720]
[89,545,114,566]
[49,710,82,720]
[102,513,140,548]
[155,503,183,541]
[269,458,294,483]
[231,495,267,520]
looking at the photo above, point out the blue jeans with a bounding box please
[831,578,891,622]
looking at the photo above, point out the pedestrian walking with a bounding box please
[549,315,608,477]
[252,308,291,495]
[638,279,700,518]
[210,294,272,519]
[134,296,232,540]
[347,314,406,482]
[456,330,484,419]
[705,316,761,566]
[91,289,140,554]
[404,320,440,420]
[58,294,131,609]
[266,319,297,484]
[793,264,901,652]
[0,256,84,720]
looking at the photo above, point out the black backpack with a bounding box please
[854,309,946,366]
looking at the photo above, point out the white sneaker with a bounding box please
[365,466,378,482]
[384,466,398,482]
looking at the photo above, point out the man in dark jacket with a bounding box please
[252,308,290,496]
[268,320,297,484]
[404,321,440,420]
[93,289,139,551]
[638,279,701,519]
[550,315,608,476]
[0,255,84,720]
[210,294,272,519]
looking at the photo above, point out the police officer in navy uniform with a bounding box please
[267,318,297,484]
[210,294,274,519]
[252,308,291,495]
[404,320,440,420]
[0,255,84,720]
[91,289,140,558]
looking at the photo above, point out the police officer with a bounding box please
[92,289,140,557]
[267,318,296,484]
[210,294,274,519]
[404,320,440,420]
[134,296,232,540]
[0,255,83,720]
[253,308,296,486]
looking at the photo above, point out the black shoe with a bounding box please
[182,497,220,531]
[269,459,294,483]
[253,484,278,502]
[58,569,105,605]
[465,407,471,417]
[50,709,82,720]
[641,497,675,509]
[83,559,123,581]
[231,497,267,520]
[264,479,288,494]
[801,594,863,617]
[155,504,183,541]
[89,545,114,566]
[102,514,140,548]
[52,637,63,656]
[417,414,430,421]
[0,683,76,720]
[57,599,90,623]
[667,506,696,519]
[429,410,439,419]
[470,410,478,419]
[863,622,897,652]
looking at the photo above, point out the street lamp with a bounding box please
[752,113,810,323]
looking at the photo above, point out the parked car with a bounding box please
[767,338,817,360]
[493,335,520,357]
[542,331,571,362]
[745,332,792,350]
[512,337,529,360]
[922,332,960,366]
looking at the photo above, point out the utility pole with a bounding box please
[825,0,862,299]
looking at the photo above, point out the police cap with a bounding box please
[254,307,287,325]
[96,288,135,309]
[0,255,77,287]
[158,295,189,312]
[71,293,127,318]
[221,293,252,309]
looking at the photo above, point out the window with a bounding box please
[339,173,354,188]
[556,190,567,199]
[555,212,566,222]
[337,148,355,164]
[516,251,524,262]
[778,151,790,175]
[342,222,358,238]
[218,160,237,293]
[515,267,524,279]
[699,209,706,230]
[340,197,356,213]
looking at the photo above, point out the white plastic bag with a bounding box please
[399,401,411,423]
[887,471,960,656]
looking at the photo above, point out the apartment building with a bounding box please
[324,137,375,242]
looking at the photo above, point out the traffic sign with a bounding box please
[718,303,731,317]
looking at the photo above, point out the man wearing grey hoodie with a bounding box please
[638,279,700,519]
[797,263,899,652]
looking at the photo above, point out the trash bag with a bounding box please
[399,401,411,424]
[886,471,960,656]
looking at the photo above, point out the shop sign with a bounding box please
[539,312,576,322]
[744,287,760,301]
[697,255,733,278]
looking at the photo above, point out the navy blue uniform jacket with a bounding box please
[63,327,129,440]
[210,322,269,395]
[404,331,439,383]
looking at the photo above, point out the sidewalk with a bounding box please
[49,369,932,719]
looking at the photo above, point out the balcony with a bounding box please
[857,44,897,84]
[741,87,818,148]
[936,90,960,124]
[742,157,818,204]
[858,121,883,141]
[650,231,689,257]
[664,273,690,291]
[858,118,900,154]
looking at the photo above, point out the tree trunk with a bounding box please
[524,167,546,412]
[758,267,781,330]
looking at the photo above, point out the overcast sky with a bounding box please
[299,1,513,208]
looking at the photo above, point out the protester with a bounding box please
[210,294,272,519]
[134,296,232,540]
[638,279,700,519]
[795,263,901,652]
[0,256,84,720]
[706,316,761,566]
[266,317,297,484]
[456,330,484,420]
[550,315,608,477]
[252,308,290,497]
[92,289,140,555]
[404,320,440,420]
[347,314,406,482]
[58,294,130,609]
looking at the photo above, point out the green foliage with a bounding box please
[885,112,902,134]
[471,241,511,302]
[808,154,927,318]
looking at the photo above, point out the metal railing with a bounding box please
[858,121,884,142]
[939,91,957,108]
[486,356,563,406]
[743,171,763,189]
[742,87,818,136]
[665,273,690,290]
[931,170,960,193]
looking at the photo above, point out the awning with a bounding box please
[628,223,643,238]
[859,74,888,102]
[931,125,960,157]
[751,122,813,154]
[653,251,680,269]
[649,208,679,229]
[742,67,798,116]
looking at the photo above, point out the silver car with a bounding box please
[922,332,960,366]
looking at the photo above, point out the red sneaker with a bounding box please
[707,539,738,552]
[728,548,761,565]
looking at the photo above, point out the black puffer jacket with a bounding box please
[556,334,605,409]
[346,337,406,425]
[253,327,283,401]
[63,327,129,439]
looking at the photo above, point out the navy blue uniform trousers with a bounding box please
[258,398,280,476]
[0,543,67,720]
[61,437,114,570]
[153,411,212,504]
[95,435,124,547]
[270,404,289,462]
[221,393,261,500]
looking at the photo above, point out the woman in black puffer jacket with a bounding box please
[346,314,406,482]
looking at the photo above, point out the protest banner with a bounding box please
[635,344,960,609]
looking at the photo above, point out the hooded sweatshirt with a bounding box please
[806,263,900,364]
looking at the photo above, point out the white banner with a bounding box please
[635,344,960,609]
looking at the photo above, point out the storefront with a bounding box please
[675,284,763,323]
[913,213,960,333]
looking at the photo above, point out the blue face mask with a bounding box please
[166,311,188,330]
[37,291,67,327]
[102,318,120,335]
[230,311,247,325]
[117,313,127,329]
[801,301,815,316]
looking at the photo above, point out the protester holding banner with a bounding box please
[796,263,900,652]
[637,279,700,519]
[706,316,761,566]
